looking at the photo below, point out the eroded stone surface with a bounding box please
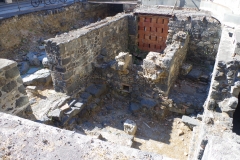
[0,112,173,160]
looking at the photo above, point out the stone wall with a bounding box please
[0,3,109,58]
[89,29,189,118]
[142,31,189,95]
[167,15,221,62]
[190,27,240,160]
[128,11,221,63]
[45,14,129,94]
[0,59,30,117]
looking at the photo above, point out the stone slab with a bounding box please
[182,115,199,129]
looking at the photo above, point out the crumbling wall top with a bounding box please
[45,13,129,45]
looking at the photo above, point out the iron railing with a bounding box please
[0,0,86,17]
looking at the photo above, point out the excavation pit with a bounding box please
[1,4,233,160]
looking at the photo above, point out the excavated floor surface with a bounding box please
[73,95,192,160]
[28,87,192,160]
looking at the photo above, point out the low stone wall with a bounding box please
[0,3,109,58]
[142,31,189,95]
[0,59,30,117]
[45,14,129,94]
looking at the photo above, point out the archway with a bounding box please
[233,93,240,135]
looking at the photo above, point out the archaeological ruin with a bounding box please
[1,0,240,159]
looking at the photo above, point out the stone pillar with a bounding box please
[0,59,31,117]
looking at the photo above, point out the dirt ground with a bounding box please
[75,96,192,160]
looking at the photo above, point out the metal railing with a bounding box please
[0,0,86,17]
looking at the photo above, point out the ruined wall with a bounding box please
[89,30,189,118]
[0,3,109,58]
[142,31,189,95]
[128,12,221,64]
[0,59,30,117]
[167,15,221,62]
[45,14,128,94]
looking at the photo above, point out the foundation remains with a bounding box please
[1,1,240,160]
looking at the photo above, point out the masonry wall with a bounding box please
[45,14,128,94]
[0,59,30,117]
[167,15,221,62]
[0,3,109,58]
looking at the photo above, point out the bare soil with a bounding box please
[75,96,192,160]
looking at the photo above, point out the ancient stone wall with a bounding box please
[0,59,30,117]
[190,27,240,160]
[167,15,221,62]
[128,12,221,64]
[0,3,109,58]
[89,30,189,118]
[45,14,128,94]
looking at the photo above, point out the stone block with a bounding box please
[18,85,27,95]
[129,102,141,112]
[187,69,202,80]
[22,69,52,86]
[27,52,41,66]
[2,81,17,93]
[16,96,29,108]
[181,63,192,75]
[86,84,107,97]
[64,107,81,117]
[42,57,49,68]
[5,66,19,79]
[182,115,200,129]
[124,119,137,135]
[140,98,157,109]
[207,99,216,110]
[80,92,92,101]
[48,109,63,121]
[20,61,30,74]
